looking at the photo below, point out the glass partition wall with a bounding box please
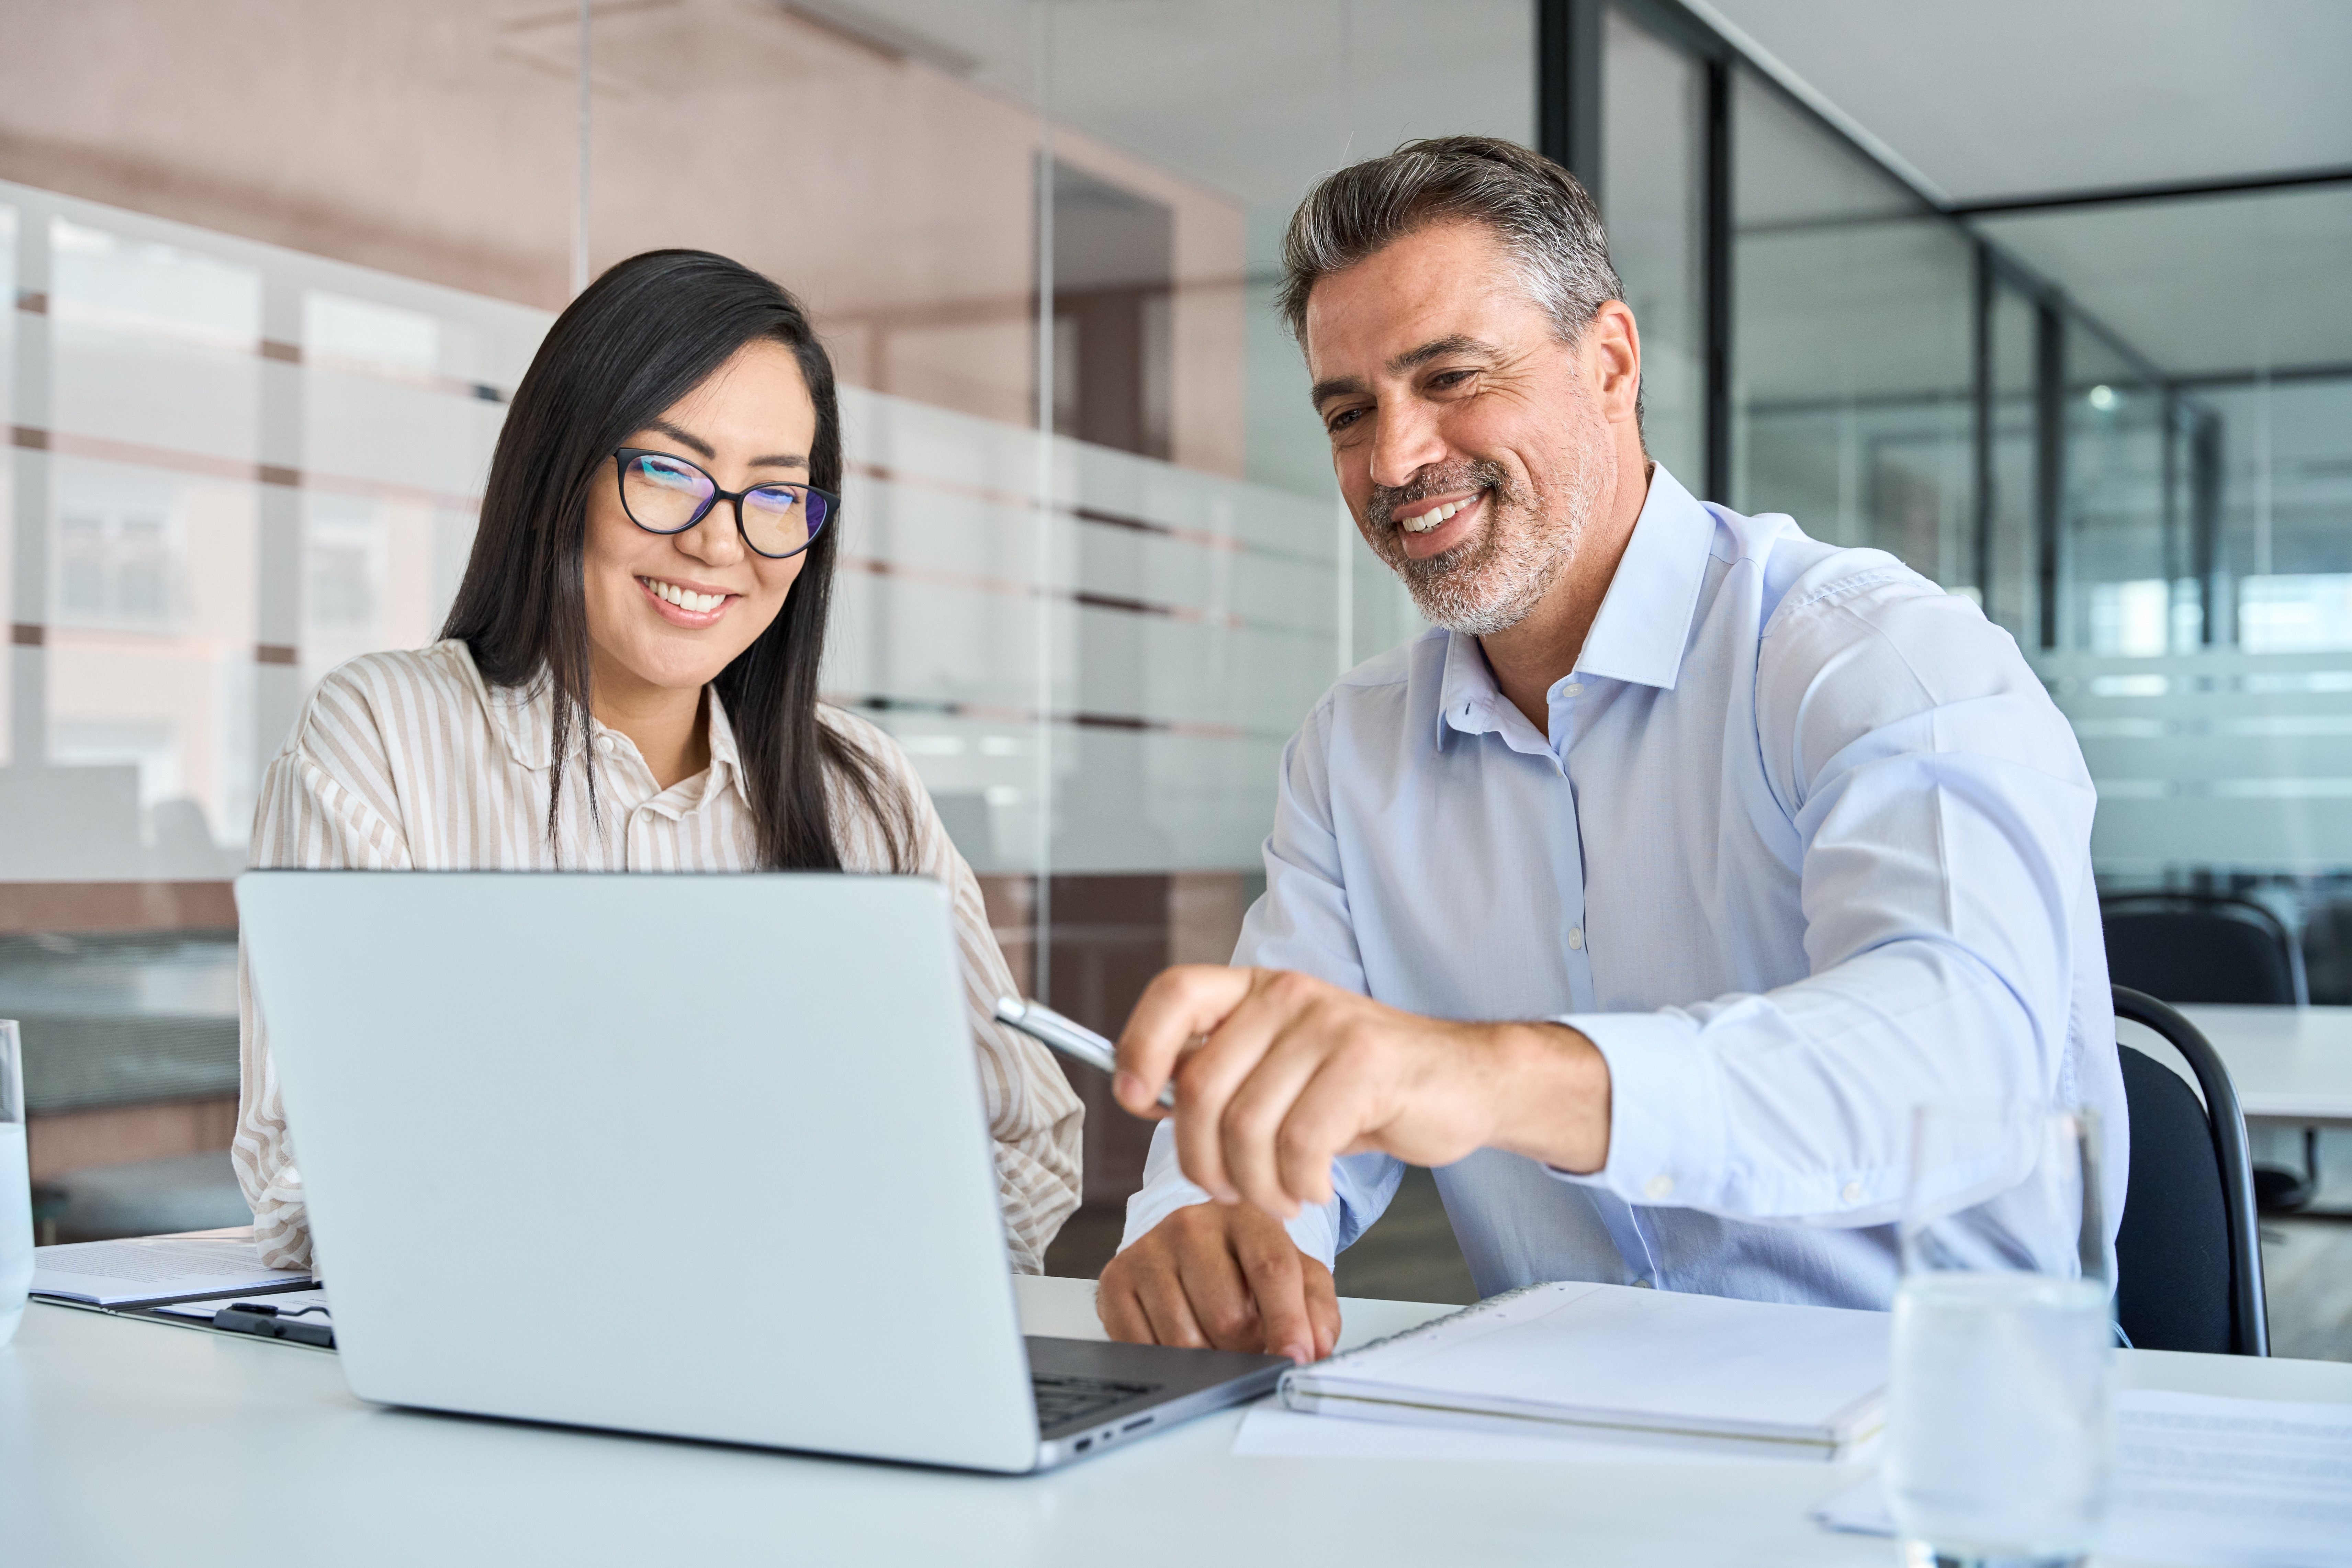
[0,1,1538,1237]
[1988,181,2352,1000]
[1597,0,2352,1003]
[1728,70,1977,592]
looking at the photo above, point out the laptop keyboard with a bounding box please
[1031,1372,1163,1429]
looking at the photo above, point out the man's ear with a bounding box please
[1585,301,1642,427]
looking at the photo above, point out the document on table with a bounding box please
[1275,1280,1887,1461]
[1810,1390,2352,1568]
[29,1226,311,1307]
[1233,1403,1794,1464]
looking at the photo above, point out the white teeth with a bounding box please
[1400,496,1472,534]
[645,578,724,612]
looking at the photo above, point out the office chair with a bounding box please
[2111,985,2269,1356]
[2102,891,2320,1211]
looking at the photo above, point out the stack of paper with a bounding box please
[1814,1390,2352,1568]
[1279,1280,1888,1461]
[30,1227,311,1307]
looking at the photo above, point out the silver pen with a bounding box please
[993,995,1177,1110]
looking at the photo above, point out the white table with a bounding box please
[4,1278,2348,1568]
[2172,1004,2352,1128]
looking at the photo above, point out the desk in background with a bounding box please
[5,1276,2350,1568]
[2175,1004,2352,1129]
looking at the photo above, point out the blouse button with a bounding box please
[595,735,616,756]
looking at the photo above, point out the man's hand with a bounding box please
[1096,1201,1340,1363]
[1114,965,1612,1219]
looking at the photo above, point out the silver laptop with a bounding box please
[237,870,1283,1473]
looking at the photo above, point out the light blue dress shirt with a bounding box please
[1121,466,2126,1311]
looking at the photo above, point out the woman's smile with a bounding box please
[634,572,740,627]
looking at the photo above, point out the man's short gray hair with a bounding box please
[1277,135,1623,348]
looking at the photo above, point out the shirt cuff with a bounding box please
[1117,1120,1342,1268]
[1546,1008,1729,1210]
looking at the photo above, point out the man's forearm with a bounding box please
[1483,1021,1612,1174]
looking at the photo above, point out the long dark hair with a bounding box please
[441,249,907,871]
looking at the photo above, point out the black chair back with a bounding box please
[2299,894,2352,1005]
[2111,986,2269,1355]
[2102,893,2306,1005]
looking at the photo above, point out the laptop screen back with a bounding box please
[238,870,1040,1472]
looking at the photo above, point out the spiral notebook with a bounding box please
[1277,1280,1889,1461]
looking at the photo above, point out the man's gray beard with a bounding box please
[1367,453,1605,637]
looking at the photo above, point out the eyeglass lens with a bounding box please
[619,452,832,558]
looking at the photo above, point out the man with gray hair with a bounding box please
[1095,135,2124,1362]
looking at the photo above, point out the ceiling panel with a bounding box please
[785,0,1532,213]
[1975,185,2352,378]
[1700,0,2352,204]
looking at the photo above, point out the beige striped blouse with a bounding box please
[233,639,1083,1274]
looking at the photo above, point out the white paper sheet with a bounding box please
[29,1227,311,1307]
[1233,1402,1839,1466]
[1810,1390,2352,1568]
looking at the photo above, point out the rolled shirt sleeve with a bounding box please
[1552,569,2102,1229]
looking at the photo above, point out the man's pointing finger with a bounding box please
[1114,964,1259,1116]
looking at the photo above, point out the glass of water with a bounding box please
[1885,1103,2112,1568]
[2,1020,30,1348]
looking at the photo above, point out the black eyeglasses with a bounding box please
[611,448,838,561]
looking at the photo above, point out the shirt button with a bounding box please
[1842,1180,1864,1205]
[1568,926,1585,950]
[1563,682,1584,697]
[1643,1174,1674,1202]
[594,735,616,755]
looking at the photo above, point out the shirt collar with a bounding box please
[698,687,751,810]
[477,651,751,811]
[1572,463,1719,692]
[1431,464,1719,753]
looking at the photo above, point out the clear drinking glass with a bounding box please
[1886,1104,2112,1568]
[1,1020,31,1348]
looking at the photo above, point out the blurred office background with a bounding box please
[0,1,2345,1352]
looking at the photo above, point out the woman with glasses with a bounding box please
[232,250,1082,1274]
